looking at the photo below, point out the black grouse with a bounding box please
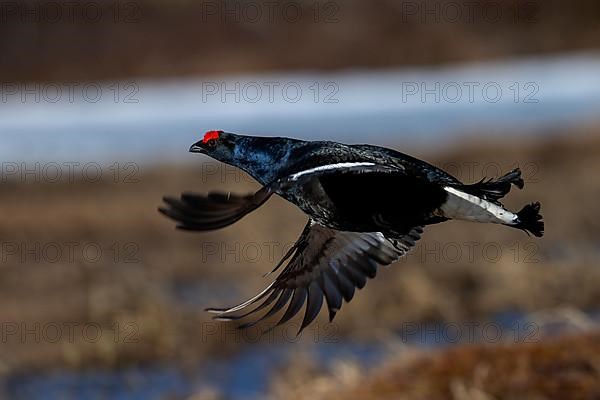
[159,130,544,333]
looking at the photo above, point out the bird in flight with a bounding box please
[159,130,543,334]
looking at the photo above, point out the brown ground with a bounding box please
[269,332,600,400]
[1,126,599,376]
[2,0,600,82]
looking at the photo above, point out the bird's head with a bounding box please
[189,130,301,185]
[190,130,237,159]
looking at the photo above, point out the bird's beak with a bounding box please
[189,140,205,153]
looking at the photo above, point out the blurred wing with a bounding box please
[159,186,272,231]
[207,220,423,334]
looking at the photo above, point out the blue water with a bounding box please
[5,314,560,400]
[2,52,600,164]
[7,368,192,400]
[6,342,385,400]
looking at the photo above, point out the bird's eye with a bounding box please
[207,140,217,148]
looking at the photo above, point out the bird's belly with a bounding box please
[279,180,374,231]
[279,177,429,233]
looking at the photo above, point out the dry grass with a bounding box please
[269,332,600,400]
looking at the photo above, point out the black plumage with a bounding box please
[159,130,544,333]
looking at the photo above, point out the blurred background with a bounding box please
[1,0,600,399]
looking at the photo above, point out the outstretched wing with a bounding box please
[159,186,272,231]
[207,220,423,334]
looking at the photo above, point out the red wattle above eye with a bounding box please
[202,130,221,143]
